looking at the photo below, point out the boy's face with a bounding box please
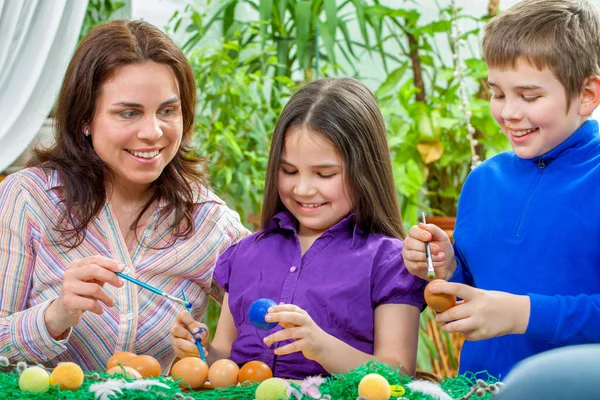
[488,57,587,159]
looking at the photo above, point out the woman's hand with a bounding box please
[170,310,210,360]
[262,304,331,362]
[44,255,125,339]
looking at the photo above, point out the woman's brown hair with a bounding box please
[29,20,205,247]
[261,77,405,239]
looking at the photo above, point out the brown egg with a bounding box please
[106,352,137,370]
[239,360,273,384]
[170,357,209,389]
[208,359,239,388]
[424,279,457,313]
[106,366,143,379]
[125,355,162,378]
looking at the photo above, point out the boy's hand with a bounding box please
[262,304,331,362]
[402,222,456,280]
[170,310,210,359]
[430,283,530,340]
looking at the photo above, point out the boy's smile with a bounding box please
[488,57,588,159]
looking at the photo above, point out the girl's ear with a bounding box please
[579,75,600,117]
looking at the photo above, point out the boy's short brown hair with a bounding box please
[483,0,600,105]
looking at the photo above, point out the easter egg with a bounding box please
[424,279,456,313]
[125,355,161,377]
[239,360,273,383]
[19,366,50,393]
[170,357,209,389]
[255,377,289,400]
[248,298,278,330]
[106,351,137,370]
[107,366,142,379]
[358,373,391,400]
[50,362,84,390]
[208,359,239,388]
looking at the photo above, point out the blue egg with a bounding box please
[248,298,278,330]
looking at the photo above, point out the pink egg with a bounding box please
[208,359,239,388]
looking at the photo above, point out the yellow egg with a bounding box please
[424,279,457,313]
[50,362,84,391]
[208,359,239,388]
[106,351,137,370]
[126,355,161,378]
[107,366,142,379]
[170,357,209,389]
[358,373,391,400]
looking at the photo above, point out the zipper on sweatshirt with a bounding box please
[514,157,546,237]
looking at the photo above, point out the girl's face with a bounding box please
[90,61,183,195]
[277,126,353,237]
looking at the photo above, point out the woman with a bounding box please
[0,20,248,373]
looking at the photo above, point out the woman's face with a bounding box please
[89,61,183,194]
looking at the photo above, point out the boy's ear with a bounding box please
[579,75,600,117]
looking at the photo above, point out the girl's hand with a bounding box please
[431,283,530,340]
[402,222,456,280]
[262,304,331,361]
[45,255,125,338]
[170,310,210,359]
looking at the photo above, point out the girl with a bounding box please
[171,77,426,378]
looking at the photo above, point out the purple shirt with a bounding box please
[214,211,426,379]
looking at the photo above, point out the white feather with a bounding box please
[89,378,171,400]
[407,380,453,400]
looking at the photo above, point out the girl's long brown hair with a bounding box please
[261,77,405,239]
[29,20,206,248]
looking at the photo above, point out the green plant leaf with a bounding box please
[324,0,337,40]
[294,1,311,70]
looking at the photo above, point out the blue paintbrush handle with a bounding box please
[181,290,207,362]
[116,272,162,296]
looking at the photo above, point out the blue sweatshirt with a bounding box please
[452,120,600,379]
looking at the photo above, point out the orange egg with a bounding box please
[208,359,239,388]
[239,360,273,384]
[424,279,457,313]
[125,355,161,378]
[170,357,209,389]
[106,366,143,379]
[106,352,137,370]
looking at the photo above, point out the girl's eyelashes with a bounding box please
[522,96,539,102]
[279,167,337,179]
[318,173,337,179]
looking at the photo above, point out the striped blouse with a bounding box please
[0,168,248,373]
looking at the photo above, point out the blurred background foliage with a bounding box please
[165,0,507,376]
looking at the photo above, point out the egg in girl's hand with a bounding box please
[239,360,273,383]
[208,359,239,388]
[248,298,278,330]
[170,357,209,389]
[125,355,162,378]
[106,352,137,370]
[424,279,457,313]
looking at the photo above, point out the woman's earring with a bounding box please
[84,127,90,137]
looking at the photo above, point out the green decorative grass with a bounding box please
[0,361,498,400]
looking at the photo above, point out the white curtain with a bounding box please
[0,0,88,173]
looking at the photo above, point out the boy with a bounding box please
[402,0,600,379]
